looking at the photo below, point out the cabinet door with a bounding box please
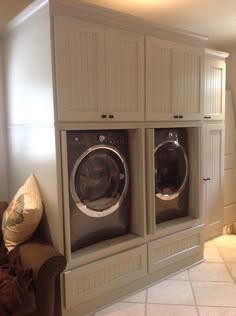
[54,15,106,121]
[175,45,204,120]
[205,57,226,120]
[105,29,144,121]
[146,37,203,121]
[203,124,224,240]
[146,37,176,121]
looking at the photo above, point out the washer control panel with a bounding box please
[97,134,126,145]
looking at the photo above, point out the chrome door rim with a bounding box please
[70,144,129,217]
[154,140,188,201]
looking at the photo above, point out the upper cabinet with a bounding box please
[204,49,229,121]
[53,15,144,122]
[146,37,204,121]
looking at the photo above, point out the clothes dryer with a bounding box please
[66,130,130,251]
[154,128,189,223]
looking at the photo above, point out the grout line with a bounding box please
[144,288,148,316]
[213,236,236,286]
[187,268,200,316]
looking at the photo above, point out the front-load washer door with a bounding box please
[70,145,129,217]
[155,140,188,201]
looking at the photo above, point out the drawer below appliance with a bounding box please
[64,244,147,309]
[148,226,203,273]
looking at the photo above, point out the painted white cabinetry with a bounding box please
[203,124,224,240]
[54,15,144,122]
[146,37,204,121]
[204,50,228,121]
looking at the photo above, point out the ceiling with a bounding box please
[0,0,236,48]
[80,0,236,49]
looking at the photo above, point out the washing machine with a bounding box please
[66,130,130,251]
[154,128,189,224]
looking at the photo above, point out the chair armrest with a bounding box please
[0,202,8,242]
[17,241,67,316]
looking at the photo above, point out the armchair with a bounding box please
[0,202,67,316]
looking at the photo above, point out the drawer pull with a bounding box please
[109,114,114,119]
[179,115,183,118]
[101,114,107,118]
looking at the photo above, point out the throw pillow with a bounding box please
[2,174,43,251]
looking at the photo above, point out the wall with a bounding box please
[1,1,62,250]
[0,43,8,200]
[0,0,33,29]
[222,45,236,224]
[225,46,236,113]
[0,0,34,201]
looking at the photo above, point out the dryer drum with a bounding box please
[70,144,129,218]
[155,140,188,201]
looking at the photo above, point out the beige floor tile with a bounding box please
[122,290,146,303]
[214,235,236,248]
[94,302,145,316]
[147,280,195,305]
[192,281,236,307]
[168,270,189,281]
[204,240,217,248]
[198,306,236,316]
[218,248,236,263]
[189,262,233,282]
[147,304,198,315]
[226,262,236,280]
[204,247,224,262]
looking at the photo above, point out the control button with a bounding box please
[74,137,79,142]
[98,135,106,143]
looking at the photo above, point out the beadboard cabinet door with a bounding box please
[54,15,144,122]
[54,15,107,122]
[105,29,144,121]
[203,124,224,240]
[146,37,203,121]
[204,52,227,121]
[175,45,204,121]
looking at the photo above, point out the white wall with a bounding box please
[0,0,33,29]
[221,45,236,224]
[1,2,62,250]
[0,43,8,201]
[224,46,236,114]
[0,0,34,201]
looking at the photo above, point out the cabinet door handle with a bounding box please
[108,114,114,119]
[206,178,211,181]
[179,115,183,118]
[174,115,178,118]
[203,178,207,181]
[101,114,107,118]
[204,116,211,119]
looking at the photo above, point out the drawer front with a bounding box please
[148,226,203,273]
[64,245,147,308]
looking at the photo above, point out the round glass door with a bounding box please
[70,145,129,217]
[155,140,188,200]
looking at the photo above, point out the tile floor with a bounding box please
[94,234,236,316]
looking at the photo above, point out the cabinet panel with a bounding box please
[146,37,203,121]
[148,226,202,273]
[176,48,203,120]
[205,58,226,120]
[146,38,174,120]
[64,245,147,308]
[54,15,106,121]
[203,124,224,239]
[106,29,144,121]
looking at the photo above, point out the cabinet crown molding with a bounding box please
[205,48,229,59]
[50,0,208,46]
